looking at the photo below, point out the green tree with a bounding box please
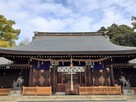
[98,26,107,32]
[131,16,136,30]
[121,32,136,46]
[107,24,134,46]
[0,15,20,47]
[98,23,136,46]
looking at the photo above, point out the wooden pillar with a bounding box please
[61,73,63,84]
[80,72,81,85]
[90,68,93,86]
[29,66,33,86]
[85,66,87,86]
[85,63,92,86]
[110,65,115,86]
[86,65,92,86]
[51,63,58,93]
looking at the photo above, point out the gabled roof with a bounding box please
[0,32,136,55]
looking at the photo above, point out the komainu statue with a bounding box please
[119,76,131,87]
[12,76,24,90]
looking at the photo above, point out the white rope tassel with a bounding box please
[70,57,74,91]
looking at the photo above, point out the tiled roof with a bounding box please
[0,32,136,55]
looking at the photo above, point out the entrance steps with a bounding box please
[55,92,65,95]
[0,95,134,102]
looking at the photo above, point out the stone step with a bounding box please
[0,95,128,101]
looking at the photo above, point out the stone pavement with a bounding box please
[0,95,136,102]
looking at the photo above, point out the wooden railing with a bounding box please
[22,86,52,96]
[0,88,11,95]
[79,86,122,95]
[133,87,136,93]
[107,86,122,95]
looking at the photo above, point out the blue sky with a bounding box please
[0,0,136,43]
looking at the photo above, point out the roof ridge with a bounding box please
[33,31,104,36]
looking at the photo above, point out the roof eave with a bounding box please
[0,49,136,55]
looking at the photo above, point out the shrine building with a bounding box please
[0,32,136,94]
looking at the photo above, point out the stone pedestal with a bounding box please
[10,90,22,96]
[122,87,134,95]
